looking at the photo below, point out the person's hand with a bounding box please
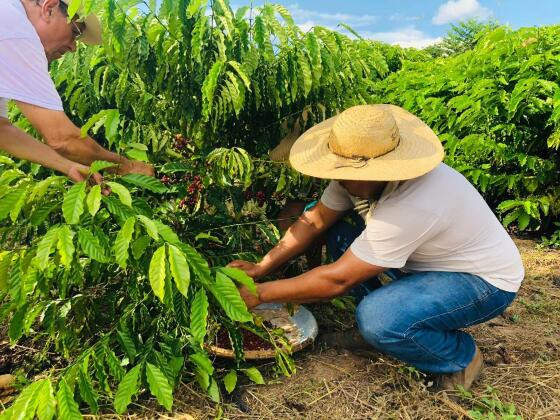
[228,260,265,280]
[67,162,92,183]
[67,163,110,195]
[238,285,262,310]
[115,159,155,177]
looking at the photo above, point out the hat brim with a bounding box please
[79,13,102,45]
[289,105,445,181]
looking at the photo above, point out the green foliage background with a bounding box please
[374,26,560,236]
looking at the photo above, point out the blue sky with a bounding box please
[232,0,560,48]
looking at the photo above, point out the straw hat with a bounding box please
[60,0,102,45]
[289,104,444,181]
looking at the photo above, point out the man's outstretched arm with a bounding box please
[229,202,345,278]
[239,249,386,308]
[0,117,102,184]
[16,101,154,176]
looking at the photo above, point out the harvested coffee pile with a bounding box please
[215,327,274,351]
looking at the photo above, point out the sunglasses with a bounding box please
[58,1,85,41]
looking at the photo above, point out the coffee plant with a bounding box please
[0,0,395,417]
[374,25,560,242]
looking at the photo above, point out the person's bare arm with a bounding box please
[0,117,102,183]
[239,249,386,308]
[229,202,345,278]
[15,102,154,176]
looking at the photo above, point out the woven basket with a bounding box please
[206,336,314,360]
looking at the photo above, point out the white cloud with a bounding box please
[432,0,492,25]
[363,26,443,49]
[287,4,378,28]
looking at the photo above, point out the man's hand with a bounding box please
[67,163,110,195]
[115,159,155,177]
[67,162,98,183]
[228,260,264,280]
[15,103,155,178]
[239,285,262,310]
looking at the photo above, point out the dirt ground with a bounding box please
[2,239,559,419]
[161,239,560,420]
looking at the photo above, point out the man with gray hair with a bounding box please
[0,0,153,184]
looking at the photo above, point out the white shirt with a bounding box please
[321,163,525,292]
[0,0,63,119]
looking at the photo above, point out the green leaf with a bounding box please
[62,182,86,225]
[178,243,212,284]
[149,245,167,302]
[34,226,61,270]
[106,182,132,207]
[56,379,82,420]
[10,184,30,222]
[146,362,173,411]
[168,245,190,297]
[57,225,75,269]
[105,109,121,144]
[131,235,151,260]
[208,378,221,403]
[223,369,237,394]
[36,379,56,420]
[153,220,180,245]
[117,328,137,363]
[77,229,109,263]
[8,379,43,420]
[0,252,13,293]
[66,0,82,20]
[186,0,207,17]
[121,174,167,193]
[30,202,58,227]
[194,367,210,392]
[518,212,531,230]
[114,364,142,415]
[202,60,225,119]
[78,368,99,414]
[89,160,117,174]
[9,303,28,342]
[104,347,125,382]
[228,61,251,90]
[209,272,252,323]
[80,109,120,146]
[0,184,29,222]
[113,217,136,269]
[137,215,159,241]
[243,367,265,385]
[86,185,102,217]
[190,288,209,345]
[103,195,135,222]
[28,176,64,204]
[189,352,214,375]
[217,267,257,295]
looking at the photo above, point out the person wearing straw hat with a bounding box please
[229,104,524,391]
[0,0,153,185]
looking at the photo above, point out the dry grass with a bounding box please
[157,238,560,420]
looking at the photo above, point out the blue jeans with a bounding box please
[326,214,517,374]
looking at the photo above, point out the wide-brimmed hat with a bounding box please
[60,0,102,45]
[289,104,444,181]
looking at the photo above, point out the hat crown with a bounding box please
[328,105,400,159]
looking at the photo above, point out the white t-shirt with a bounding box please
[0,0,63,119]
[321,163,525,292]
